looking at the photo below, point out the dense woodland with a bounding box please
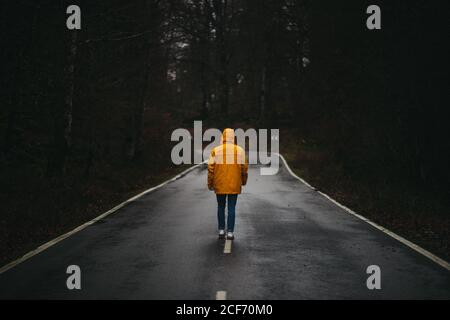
[1,0,449,263]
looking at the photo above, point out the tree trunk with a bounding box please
[259,66,266,121]
[213,0,229,116]
[47,30,78,176]
[125,0,161,161]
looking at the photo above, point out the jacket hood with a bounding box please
[221,128,235,144]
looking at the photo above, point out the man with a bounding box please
[208,128,248,240]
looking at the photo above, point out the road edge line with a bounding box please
[277,153,450,271]
[0,162,206,275]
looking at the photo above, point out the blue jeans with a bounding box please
[216,194,238,232]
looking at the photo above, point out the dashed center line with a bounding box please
[216,290,227,300]
[224,239,232,253]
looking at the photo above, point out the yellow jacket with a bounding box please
[208,128,248,194]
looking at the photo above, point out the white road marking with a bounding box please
[0,161,207,275]
[224,240,232,254]
[276,153,315,190]
[216,290,227,300]
[277,153,450,271]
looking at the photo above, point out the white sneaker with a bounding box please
[218,230,225,239]
[226,232,234,240]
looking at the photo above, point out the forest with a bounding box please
[1,0,449,265]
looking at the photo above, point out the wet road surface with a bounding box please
[0,159,449,299]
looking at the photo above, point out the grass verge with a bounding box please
[281,129,450,263]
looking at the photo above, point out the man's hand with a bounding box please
[208,185,214,191]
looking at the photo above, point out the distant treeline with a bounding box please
[1,0,448,187]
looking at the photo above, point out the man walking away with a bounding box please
[208,128,248,240]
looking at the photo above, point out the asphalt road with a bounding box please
[0,159,449,299]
